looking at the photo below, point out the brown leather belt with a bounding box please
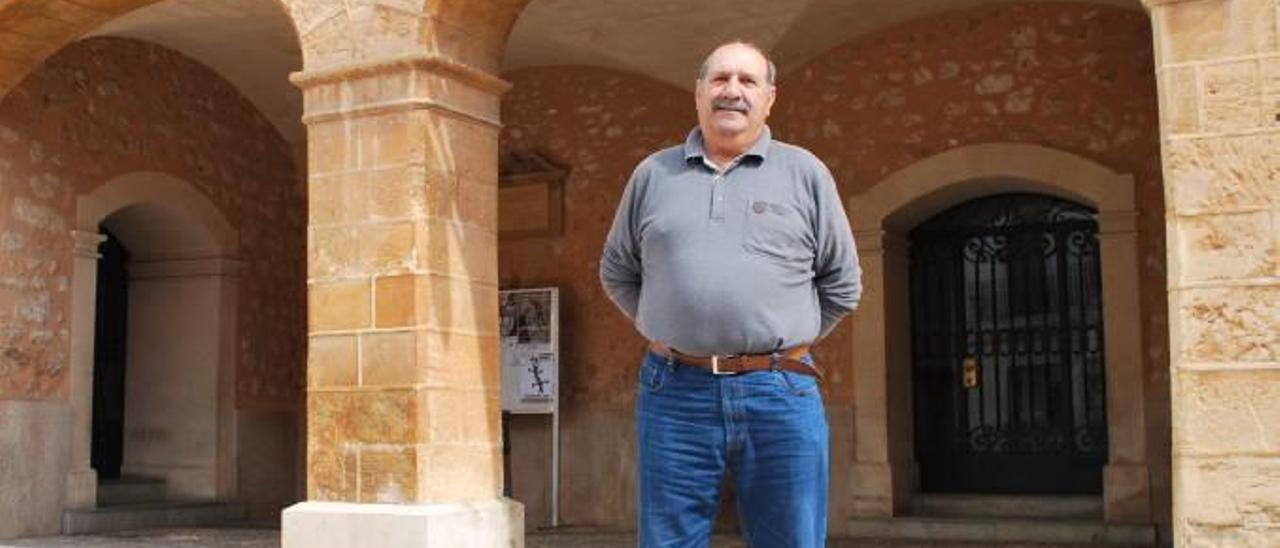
[648,341,823,380]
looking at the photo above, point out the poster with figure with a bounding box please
[500,288,558,414]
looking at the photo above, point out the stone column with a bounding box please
[65,230,107,509]
[281,55,522,547]
[848,229,916,517]
[1145,0,1280,544]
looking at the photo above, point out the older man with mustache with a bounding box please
[599,41,862,547]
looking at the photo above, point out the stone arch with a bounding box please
[0,0,316,103]
[429,0,534,71]
[77,172,238,257]
[66,171,243,509]
[845,143,1151,523]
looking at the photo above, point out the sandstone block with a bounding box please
[1175,369,1280,456]
[361,330,417,386]
[310,279,371,331]
[1174,211,1277,283]
[308,335,358,387]
[1177,286,1280,363]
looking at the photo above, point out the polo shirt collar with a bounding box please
[683,126,773,165]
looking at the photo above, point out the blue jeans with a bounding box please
[636,351,829,548]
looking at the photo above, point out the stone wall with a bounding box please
[0,37,305,406]
[498,2,1169,532]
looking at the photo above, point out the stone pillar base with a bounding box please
[64,468,97,509]
[282,498,524,548]
[1104,463,1151,523]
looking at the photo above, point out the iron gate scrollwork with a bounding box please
[910,193,1107,494]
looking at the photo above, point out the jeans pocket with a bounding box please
[639,353,671,393]
[776,369,820,397]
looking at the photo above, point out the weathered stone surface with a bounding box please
[361,330,417,386]
[1200,60,1262,133]
[1177,286,1280,363]
[1174,211,1278,283]
[0,400,69,538]
[1154,0,1278,64]
[1159,65,1199,135]
[308,446,357,501]
[1175,456,1280,527]
[1175,369,1280,456]
[309,280,371,331]
[308,335,358,387]
[358,445,418,503]
[1165,133,1280,215]
[1182,523,1280,547]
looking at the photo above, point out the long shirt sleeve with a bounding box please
[810,161,862,337]
[599,164,646,320]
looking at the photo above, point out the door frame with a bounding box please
[845,143,1149,522]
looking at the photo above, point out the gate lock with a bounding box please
[962,356,979,389]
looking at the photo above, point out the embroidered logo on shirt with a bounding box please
[752,201,767,214]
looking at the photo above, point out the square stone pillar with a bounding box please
[282,55,522,548]
[1145,0,1280,545]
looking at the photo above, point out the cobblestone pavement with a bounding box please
[1,527,1116,548]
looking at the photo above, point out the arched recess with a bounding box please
[845,143,1151,524]
[65,172,242,508]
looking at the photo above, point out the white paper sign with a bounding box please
[499,288,559,414]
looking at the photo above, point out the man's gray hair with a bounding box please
[697,41,777,85]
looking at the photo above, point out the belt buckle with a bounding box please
[710,355,735,375]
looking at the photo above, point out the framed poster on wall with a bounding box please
[500,287,559,414]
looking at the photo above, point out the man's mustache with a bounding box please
[712,97,750,113]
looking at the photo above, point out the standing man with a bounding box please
[599,41,862,547]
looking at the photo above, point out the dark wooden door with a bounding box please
[92,230,129,480]
[910,193,1107,494]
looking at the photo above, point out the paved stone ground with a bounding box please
[0,526,1115,548]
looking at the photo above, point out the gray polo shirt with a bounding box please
[599,127,862,356]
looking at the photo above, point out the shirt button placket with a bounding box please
[710,173,726,222]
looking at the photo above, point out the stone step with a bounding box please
[911,494,1103,519]
[62,501,244,535]
[844,516,1156,546]
[96,476,167,506]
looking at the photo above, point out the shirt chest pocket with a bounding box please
[743,199,815,263]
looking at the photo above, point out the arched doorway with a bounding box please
[909,193,1107,495]
[69,172,241,507]
[847,143,1151,522]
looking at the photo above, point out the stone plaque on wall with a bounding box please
[499,152,566,240]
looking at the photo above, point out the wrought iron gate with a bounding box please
[910,193,1107,494]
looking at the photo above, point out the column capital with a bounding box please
[1140,0,1208,8]
[290,53,511,127]
[71,230,107,259]
[291,54,511,95]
